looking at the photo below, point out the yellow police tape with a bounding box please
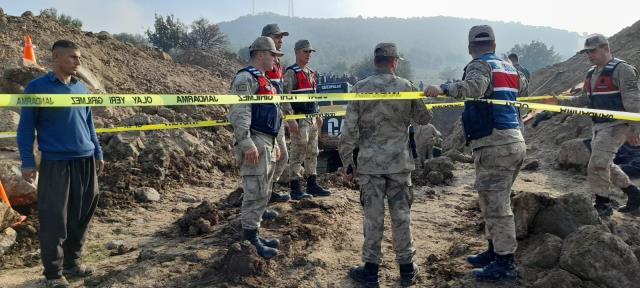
[0,92,427,107]
[0,93,636,138]
[0,92,573,107]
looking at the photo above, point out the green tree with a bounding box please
[39,8,82,29]
[349,56,414,81]
[146,14,187,52]
[113,33,150,47]
[182,18,228,52]
[507,40,562,73]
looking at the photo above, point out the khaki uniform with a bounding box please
[228,71,283,230]
[282,66,320,180]
[414,123,441,165]
[339,68,433,265]
[446,58,528,255]
[572,63,640,198]
[272,132,288,183]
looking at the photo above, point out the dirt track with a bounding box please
[0,158,602,288]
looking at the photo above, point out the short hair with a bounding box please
[508,53,519,62]
[374,55,395,67]
[469,40,495,56]
[51,40,79,52]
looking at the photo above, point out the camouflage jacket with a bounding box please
[339,68,433,174]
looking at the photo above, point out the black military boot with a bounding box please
[258,236,279,249]
[472,253,518,282]
[290,179,313,200]
[269,182,291,203]
[467,240,496,268]
[594,195,614,217]
[620,185,640,213]
[307,175,331,197]
[349,262,380,288]
[399,263,420,287]
[262,208,279,221]
[243,229,278,259]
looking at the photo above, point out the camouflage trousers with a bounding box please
[474,142,526,255]
[289,118,319,180]
[415,138,435,167]
[589,124,632,198]
[359,172,416,265]
[272,131,289,184]
[235,133,276,230]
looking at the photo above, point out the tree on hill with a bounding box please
[146,14,188,52]
[507,40,562,73]
[146,15,229,54]
[183,18,228,52]
[39,8,82,29]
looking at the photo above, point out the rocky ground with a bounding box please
[2,7,640,288]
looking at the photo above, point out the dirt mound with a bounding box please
[174,49,243,81]
[530,20,640,95]
[0,13,235,94]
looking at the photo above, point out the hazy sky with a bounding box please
[3,0,638,36]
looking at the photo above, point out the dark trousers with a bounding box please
[37,157,99,279]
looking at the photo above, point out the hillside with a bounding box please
[0,11,239,94]
[530,19,640,95]
[219,13,584,82]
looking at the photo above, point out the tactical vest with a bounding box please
[287,64,319,114]
[462,53,521,141]
[265,60,284,94]
[585,58,626,123]
[238,66,282,136]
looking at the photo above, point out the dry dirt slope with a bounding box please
[0,9,238,94]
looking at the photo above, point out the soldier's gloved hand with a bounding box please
[244,147,260,165]
[288,120,300,135]
[626,132,640,146]
[424,85,443,97]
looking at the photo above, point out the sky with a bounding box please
[2,0,638,36]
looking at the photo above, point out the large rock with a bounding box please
[422,157,454,185]
[560,225,640,288]
[606,216,640,259]
[532,269,585,288]
[103,135,145,161]
[0,163,38,206]
[532,192,600,239]
[512,191,551,239]
[521,233,563,269]
[0,227,17,256]
[557,138,591,173]
[134,187,160,202]
[0,202,21,231]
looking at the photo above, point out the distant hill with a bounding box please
[219,13,585,83]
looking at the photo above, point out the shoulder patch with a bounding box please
[235,83,249,92]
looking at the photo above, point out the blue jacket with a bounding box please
[17,72,103,169]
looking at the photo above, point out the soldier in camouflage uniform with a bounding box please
[228,36,284,259]
[340,43,432,288]
[565,34,640,216]
[261,24,292,204]
[414,123,442,166]
[426,25,528,281]
[283,40,330,199]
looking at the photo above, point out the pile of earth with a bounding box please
[0,9,246,210]
[510,190,640,288]
[174,184,362,287]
